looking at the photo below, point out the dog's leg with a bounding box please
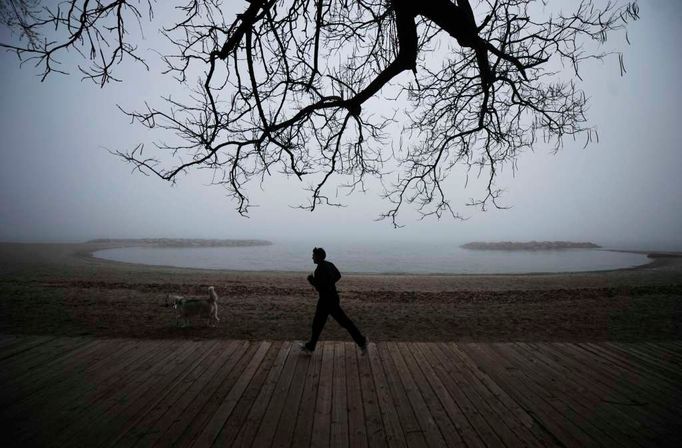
[213,304,220,325]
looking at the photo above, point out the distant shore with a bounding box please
[0,242,680,342]
[461,241,601,250]
[86,238,272,248]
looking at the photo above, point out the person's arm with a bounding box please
[307,273,318,289]
[330,262,341,283]
[307,266,321,291]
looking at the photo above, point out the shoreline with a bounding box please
[1,241,680,342]
[3,240,680,277]
[80,241,678,277]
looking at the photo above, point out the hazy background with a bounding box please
[1,0,681,250]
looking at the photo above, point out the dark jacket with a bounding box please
[309,260,341,299]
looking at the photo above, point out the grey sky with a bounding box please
[0,0,680,249]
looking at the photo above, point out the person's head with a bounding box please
[312,247,326,264]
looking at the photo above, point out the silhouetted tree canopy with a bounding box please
[1,0,639,225]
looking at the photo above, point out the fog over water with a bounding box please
[1,1,681,251]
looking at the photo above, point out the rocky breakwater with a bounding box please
[461,241,601,251]
[87,238,272,248]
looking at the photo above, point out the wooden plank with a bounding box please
[528,343,655,444]
[0,334,20,349]
[435,343,534,447]
[567,342,667,399]
[662,341,682,354]
[548,342,680,436]
[290,343,324,448]
[407,343,484,448]
[460,342,595,447]
[578,342,682,445]
[0,338,105,408]
[578,343,681,399]
[0,336,90,384]
[170,342,260,446]
[3,338,143,425]
[262,342,309,448]
[104,340,239,447]
[640,342,682,360]
[489,342,617,447]
[367,342,407,448]
[214,342,283,447]
[53,339,201,447]
[191,341,274,447]
[356,344,386,448]
[331,342,349,448]
[556,342,682,447]
[192,342,274,447]
[5,337,679,448]
[446,343,556,447]
[509,342,648,447]
[386,343,446,448]
[528,342,668,445]
[377,342,427,448]
[250,341,301,448]
[443,342,530,447]
[627,342,682,363]
[311,342,335,448]
[504,342,623,444]
[152,341,253,448]
[100,341,226,447]
[399,342,464,448]
[345,342,368,448]
[635,341,676,356]
[0,335,73,367]
[584,342,678,387]
[17,339,172,447]
[0,335,54,361]
[228,341,292,448]
[396,343,464,448]
[611,342,681,370]
[607,343,682,381]
[419,343,504,448]
[444,343,554,447]
[80,339,220,448]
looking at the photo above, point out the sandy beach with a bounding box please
[0,242,680,342]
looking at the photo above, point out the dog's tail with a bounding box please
[208,286,220,323]
[208,286,218,303]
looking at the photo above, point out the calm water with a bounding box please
[92,240,650,274]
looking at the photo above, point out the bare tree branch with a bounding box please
[1,0,640,224]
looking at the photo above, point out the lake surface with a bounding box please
[92,241,650,274]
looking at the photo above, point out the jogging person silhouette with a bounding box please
[300,247,368,354]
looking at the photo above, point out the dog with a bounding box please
[170,286,220,327]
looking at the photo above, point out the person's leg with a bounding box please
[305,301,329,351]
[329,303,367,347]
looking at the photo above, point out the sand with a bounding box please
[0,242,680,342]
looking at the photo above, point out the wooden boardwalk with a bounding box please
[1,335,680,447]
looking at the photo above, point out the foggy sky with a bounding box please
[1,0,681,250]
